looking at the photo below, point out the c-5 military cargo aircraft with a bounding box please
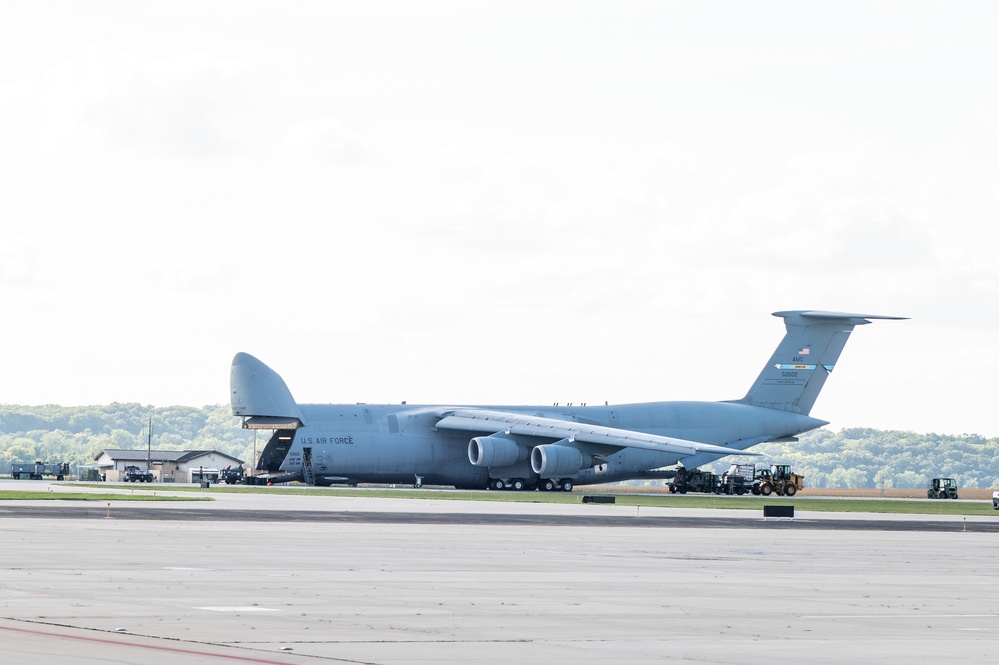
[231,310,904,491]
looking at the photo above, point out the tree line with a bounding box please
[1,404,997,488]
[0,404,256,473]
[712,427,999,489]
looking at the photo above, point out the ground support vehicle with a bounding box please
[123,465,154,482]
[11,462,69,480]
[667,467,722,494]
[927,477,958,499]
[219,467,245,484]
[752,464,804,496]
[993,492,999,510]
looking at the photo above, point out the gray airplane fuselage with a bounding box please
[270,401,824,486]
[236,310,904,490]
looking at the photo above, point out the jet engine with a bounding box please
[531,443,591,477]
[468,434,524,468]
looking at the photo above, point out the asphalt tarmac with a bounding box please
[3,503,998,532]
[2,481,997,664]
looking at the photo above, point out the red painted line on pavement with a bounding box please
[0,623,297,664]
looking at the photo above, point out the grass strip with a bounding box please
[66,483,999,515]
[0,490,211,502]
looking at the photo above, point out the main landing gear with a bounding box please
[488,478,574,492]
[488,478,525,491]
[540,478,574,492]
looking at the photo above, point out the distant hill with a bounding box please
[1,405,997,488]
[702,427,999,489]
[0,404,255,472]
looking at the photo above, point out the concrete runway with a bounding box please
[2,481,997,664]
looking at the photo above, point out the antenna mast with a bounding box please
[147,414,152,469]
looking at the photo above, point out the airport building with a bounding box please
[94,449,245,483]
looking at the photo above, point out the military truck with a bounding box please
[11,462,69,480]
[667,467,721,494]
[927,477,958,499]
[123,465,154,482]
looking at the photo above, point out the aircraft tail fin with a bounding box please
[734,310,906,415]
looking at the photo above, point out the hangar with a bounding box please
[94,449,244,483]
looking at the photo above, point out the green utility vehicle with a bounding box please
[926,477,958,499]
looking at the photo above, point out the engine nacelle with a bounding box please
[531,443,588,477]
[468,434,524,468]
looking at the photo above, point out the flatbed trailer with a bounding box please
[720,464,756,495]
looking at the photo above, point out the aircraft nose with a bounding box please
[230,352,305,423]
[232,352,261,368]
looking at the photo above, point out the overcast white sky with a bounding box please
[2,1,997,436]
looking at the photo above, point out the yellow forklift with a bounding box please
[752,464,805,497]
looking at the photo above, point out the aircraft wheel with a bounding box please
[784,484,797,496]
[512,479,525,491]
[760,483,774,496]
[540,479,555,492]
[490,479,505,491]
[559,479,573,492]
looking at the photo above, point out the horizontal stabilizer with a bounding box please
[773,310,909,324]
[736,310,906,414]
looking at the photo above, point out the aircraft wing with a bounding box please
[435,409,751,457]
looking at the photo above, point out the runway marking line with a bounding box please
[802,614,999,619]
[197,607,281,612]
[0,622,299,664]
